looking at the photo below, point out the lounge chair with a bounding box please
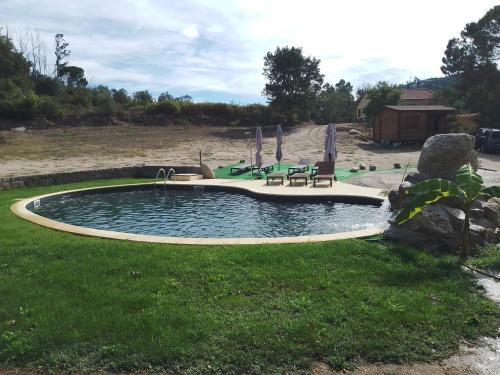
[252,161,276,173]
[266,171,287,185]
[313,161,336,187]
[230,162,255,175]
[289,172,310,186]
[287,159,310,177]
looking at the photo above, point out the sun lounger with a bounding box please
[289,172,310,186]
[252,161,276,173]
[288,159,310,176]
[313,161,336,187]
[266,172,287,185]
[230,162,255,175]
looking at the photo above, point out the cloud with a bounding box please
[1,0,498,102]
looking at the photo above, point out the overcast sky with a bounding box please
[1,0,497,103]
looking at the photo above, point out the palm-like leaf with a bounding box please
[395,189,451,224]
[456,164,483,200]
[406,178,466,200]
[481,185,500,199]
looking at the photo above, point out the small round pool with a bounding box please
[20,184,389,242]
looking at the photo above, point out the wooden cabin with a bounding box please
[357,88,435,121]
[373,105,455,143]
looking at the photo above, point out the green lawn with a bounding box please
[1,180,499,373]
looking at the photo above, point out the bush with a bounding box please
[197,102,236,119]
[33,76,61,96]
[14,92,39,119]
[0,99,16,118]
[148,100,181,116]
[38,96,63,119]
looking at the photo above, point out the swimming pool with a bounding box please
[14,182,389,244]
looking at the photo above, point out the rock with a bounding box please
[11,127,26,132]
[348,129,361,135]
[483,198,500,222]
[385,205,460,250]
[404,172,427,184]
[200,163,215,179]
[469,208,484,219]
[369,165,376,171]
[388,181,412,211]
[417,133,478,179]
[413,205,455,236]
[441,206,465,230]
[350,168,358,173]
[359,164,366,170]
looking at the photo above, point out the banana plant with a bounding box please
[395,164,500,262]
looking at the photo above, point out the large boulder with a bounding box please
[417,133,478,179]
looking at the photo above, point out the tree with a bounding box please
[363,81,401,120]
[58,65,87,88]
[395,164,500,262]
[0,29,31,100]
[313,79,355,124]
[175,94,192,103]
[132,90,154,108]
[112,88,130,106]
[54,33,70,77]
[441,6,500,125]
[158,91,174,102]
[263,46,324,123]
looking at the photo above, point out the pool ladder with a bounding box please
[155,168,176,189]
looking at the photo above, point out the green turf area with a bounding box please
[1,180,499,373]
[214,162,411,181]
[468,245,500,271]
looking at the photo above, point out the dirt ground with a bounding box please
[1,122,499,374]
[2,122,500,193]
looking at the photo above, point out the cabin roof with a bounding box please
[401,88,434,100]
[384,105,455,112]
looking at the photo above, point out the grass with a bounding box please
[0,179,499,373]
[469,245,500,271]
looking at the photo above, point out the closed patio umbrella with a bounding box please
[324,123,337,162]
[255,126,263,169]
[275,125,283,170]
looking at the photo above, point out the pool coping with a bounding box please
[10,180,387,245]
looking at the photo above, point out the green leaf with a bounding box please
[406,178,465,200]
[456,164,483,200]
[395,190,449,225]
[481,186,500,199]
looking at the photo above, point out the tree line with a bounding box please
[0,5,498,127]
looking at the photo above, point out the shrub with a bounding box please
[14,92,39,119]
[38,96,63,119]
[148,100,181,116]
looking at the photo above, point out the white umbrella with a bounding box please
[255,126,263,168]
[275,125,283,170]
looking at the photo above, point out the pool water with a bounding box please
[32,187,388,238]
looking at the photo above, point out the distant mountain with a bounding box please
[403,76,458,91]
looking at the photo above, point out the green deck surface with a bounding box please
[214,162,411,182]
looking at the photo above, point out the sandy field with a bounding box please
[2,122,500,193]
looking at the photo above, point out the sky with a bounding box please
[1,0,498,103]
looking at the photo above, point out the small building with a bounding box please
[356,88,435,121]
[373,105,455,143]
